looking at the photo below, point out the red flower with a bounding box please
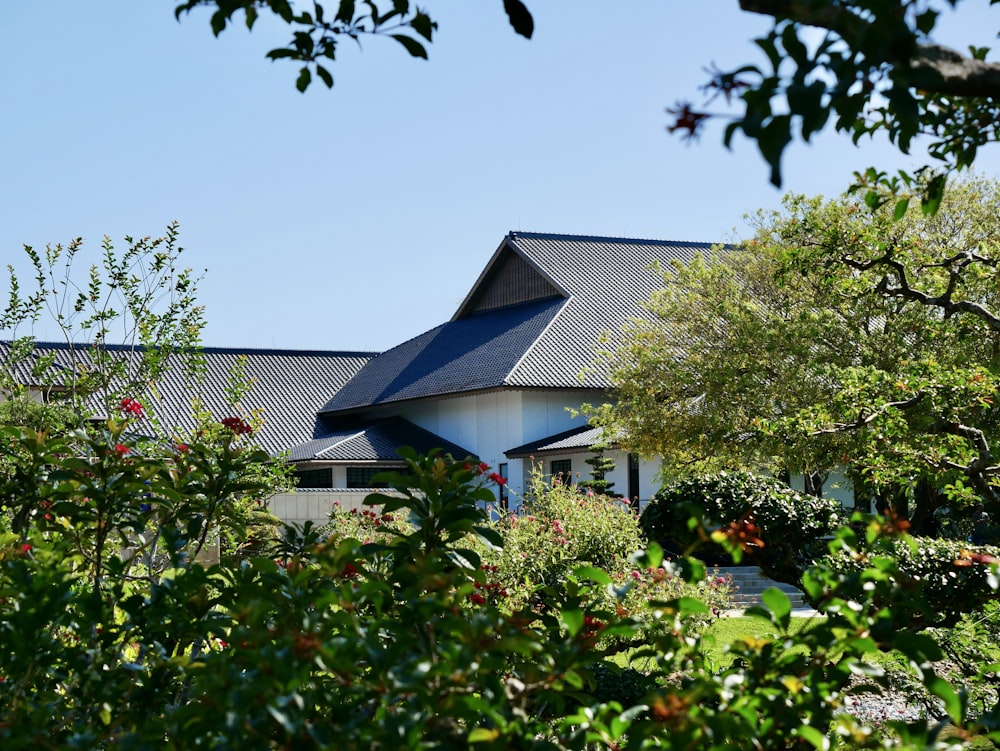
[114,444,130,456]
[174,443,189,453]
[220,417,252,435]
[469,593,486,605]
[20,543,31,553]
[488,472,507,486]
[119,397,144,417]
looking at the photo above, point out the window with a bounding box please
[498,462,509,510]
[293,467,333,489]
[346,467,387,489]
[550,459,572,486]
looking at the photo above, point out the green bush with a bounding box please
[475,470,735,627]
[3,420,999,749]
[642,471,844,583]
[821,521,1000,628]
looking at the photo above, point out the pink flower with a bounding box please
[220,417,252,435]
[119,397,143,417]
[114,444,130,456]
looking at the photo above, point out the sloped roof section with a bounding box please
[501,232,710,389]
[320,296,565,412]
[321,232,714,414]
[505,424,608,458]
[1,342,375,456]
[287,416,475,462]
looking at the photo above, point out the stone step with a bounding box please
[710,566,807,608]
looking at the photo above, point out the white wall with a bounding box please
[268,489,371,528]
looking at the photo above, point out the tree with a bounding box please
[592,176,1000,526]
[577,440,619,497]
[174,0,534,91]
[672,0,1000,211]
[1,225,289,562]
[174,2,1000,211]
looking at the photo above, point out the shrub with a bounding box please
[2,426,996,749]
[474,469,734,625]
[820,520,1000,628]
[642,471,844,583]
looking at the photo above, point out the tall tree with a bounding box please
[591,176,1000,523]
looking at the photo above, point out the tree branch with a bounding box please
[739,0,1000,99]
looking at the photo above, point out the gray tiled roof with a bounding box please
[1,342,375,456]
[322,232,713,414]
[287,416,475,462]
[505,425,609,457]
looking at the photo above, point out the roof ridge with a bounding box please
[507,231,716,247]
[2,340,379,357]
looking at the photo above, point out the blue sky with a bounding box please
[2,2,999,352]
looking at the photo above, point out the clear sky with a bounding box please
[3,2,999,352]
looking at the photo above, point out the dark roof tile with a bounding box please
[1,341,375,456]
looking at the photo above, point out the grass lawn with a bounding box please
[700,614,819,669]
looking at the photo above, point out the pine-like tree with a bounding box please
[578,441,619,497]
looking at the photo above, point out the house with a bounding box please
[285,231,715,517]
[2,231,723,526]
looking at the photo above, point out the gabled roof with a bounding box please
[287,416,475,462]
[1,342,376,456]
[505,424,608,458]
[322,231,713,414]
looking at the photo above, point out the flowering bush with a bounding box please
[1,428,996,748]
[471,469,734,631]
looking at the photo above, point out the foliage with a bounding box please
[4,420,1000,748]
[176,2,1000,213]
[822,517,1000,628]
[577,440,619,498]
[1,227,290,560]
[642,471,844,585]
[673,0,1000,211]
[594,178,1000,530]
[473,468,734,629]
[763,177,1000,511]
[174,0,534,91]
[1,223,206,416]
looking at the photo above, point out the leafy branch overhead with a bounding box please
[670,0,1000,205]
[175,0,534,91]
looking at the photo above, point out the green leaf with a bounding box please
[893,197,910,221]
[562,608,584,636]
[925,674,963,724]
[675,596,709,615]
[335,0,356,23]
[295,66,311,92]
[573,566,613,586]
[449,547,481,570]
[921,173,947,216]
[468,728,500,743]
[796,726,828,749]
[762,587,791,629]
[390,34,428,59]
[503,0,534,39]
[315,65,334,88]
[472,525,503,547]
